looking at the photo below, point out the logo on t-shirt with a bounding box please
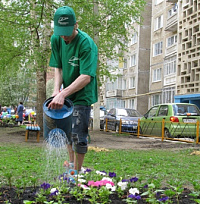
[68,56,79,67]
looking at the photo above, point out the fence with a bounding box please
[104,118,200,144]
[138,119,200,144]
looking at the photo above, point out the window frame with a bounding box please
[152,68,162,82]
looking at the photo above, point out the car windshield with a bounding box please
[117,109,141,117]
[173,104,200,116]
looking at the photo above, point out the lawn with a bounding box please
[1,143,200,203]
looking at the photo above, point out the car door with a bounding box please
[155,105,169,136]
[141,105,159,135]
[105,108,116,131]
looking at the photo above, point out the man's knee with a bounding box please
[72,142,88,154]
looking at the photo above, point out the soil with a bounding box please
[0,126,199,150]
[0,126,199,204]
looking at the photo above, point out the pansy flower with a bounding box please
[130,177,138,182]
[129,188,139,195]
[109,172,116,178]
[84,168,92,173]
[106,183,116,191]
[117,181,128,190]
[159,196,169,202]
[78,184,90,190]
[96,170,107,176]
[50,188,59,196]
[40,182,51,190]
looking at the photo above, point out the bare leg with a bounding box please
[74,153,85,171]
[67,144,74,163]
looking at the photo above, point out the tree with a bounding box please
[0,0,145,132]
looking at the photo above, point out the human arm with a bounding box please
[52,68,63,97]
[48,74,91,109]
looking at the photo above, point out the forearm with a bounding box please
[61,74,91,98]
[53,68,63,95]
[48,74,91,109]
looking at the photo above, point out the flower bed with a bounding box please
[0,169,198,204]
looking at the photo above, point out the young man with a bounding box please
[48,6,98,174]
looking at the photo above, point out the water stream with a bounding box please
[43,128,69,182]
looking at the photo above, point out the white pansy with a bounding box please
[78,178,86,183]
[102,177,113,182]
[129,188,139,195]
[106,183,116,191]
[50,188,58,195]
[74,175,84,178]
[117,181,128,190]
[96,170,107,176]
[79,184,90,190]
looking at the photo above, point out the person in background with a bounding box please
[16,102,24,125]
[48,6,98,175]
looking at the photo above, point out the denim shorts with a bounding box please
[69,105,91,145]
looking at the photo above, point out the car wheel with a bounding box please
[164,128,172,138]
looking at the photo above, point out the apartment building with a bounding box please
[149,0,177,107]
[175,0,200,107]
[105,0,200,114]
[149,0,200,109]
[105,0,152,114]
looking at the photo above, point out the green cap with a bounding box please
[54,6,76,36]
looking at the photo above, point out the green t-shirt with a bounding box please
[49,29,98,106]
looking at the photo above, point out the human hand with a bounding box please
[48,93,65,110]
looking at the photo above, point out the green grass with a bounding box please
[0,143,200,190]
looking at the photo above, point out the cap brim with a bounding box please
[54,25,74,36]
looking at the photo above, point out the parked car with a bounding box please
[89,109,107,129]
[140,103,200,138]
[104,108,142,133]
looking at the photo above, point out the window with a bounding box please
[129,77,135,88]
[130,54,136,66]
[152,94,161,106]
[158,105,168,116]
[131,32,137,45]
[152,68,161,82]
[167,35,177,47]
[122,79,126,90]
[155,0,163,5]
[154,41,163,56]
[147,106,159,117]
[154,15,163,30]
[162,87,175,103]
[106,78,118,91]
[124,59,127,69]
[168,4,178,18]
[164,56,176,76]
[128,99,134,109]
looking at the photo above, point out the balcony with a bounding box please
[165,13,178,32]
[164,74,176,86]
[165,44,177,56]
[106,89,123,97]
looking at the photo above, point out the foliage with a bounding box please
[0,0,146,106]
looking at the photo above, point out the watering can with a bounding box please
[43,97,74,147]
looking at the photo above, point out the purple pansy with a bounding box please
[40,182,51,190]
[128,194,141,200]
[109,172,116,177]
[130,177,138,182]
[159,196,169,202]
